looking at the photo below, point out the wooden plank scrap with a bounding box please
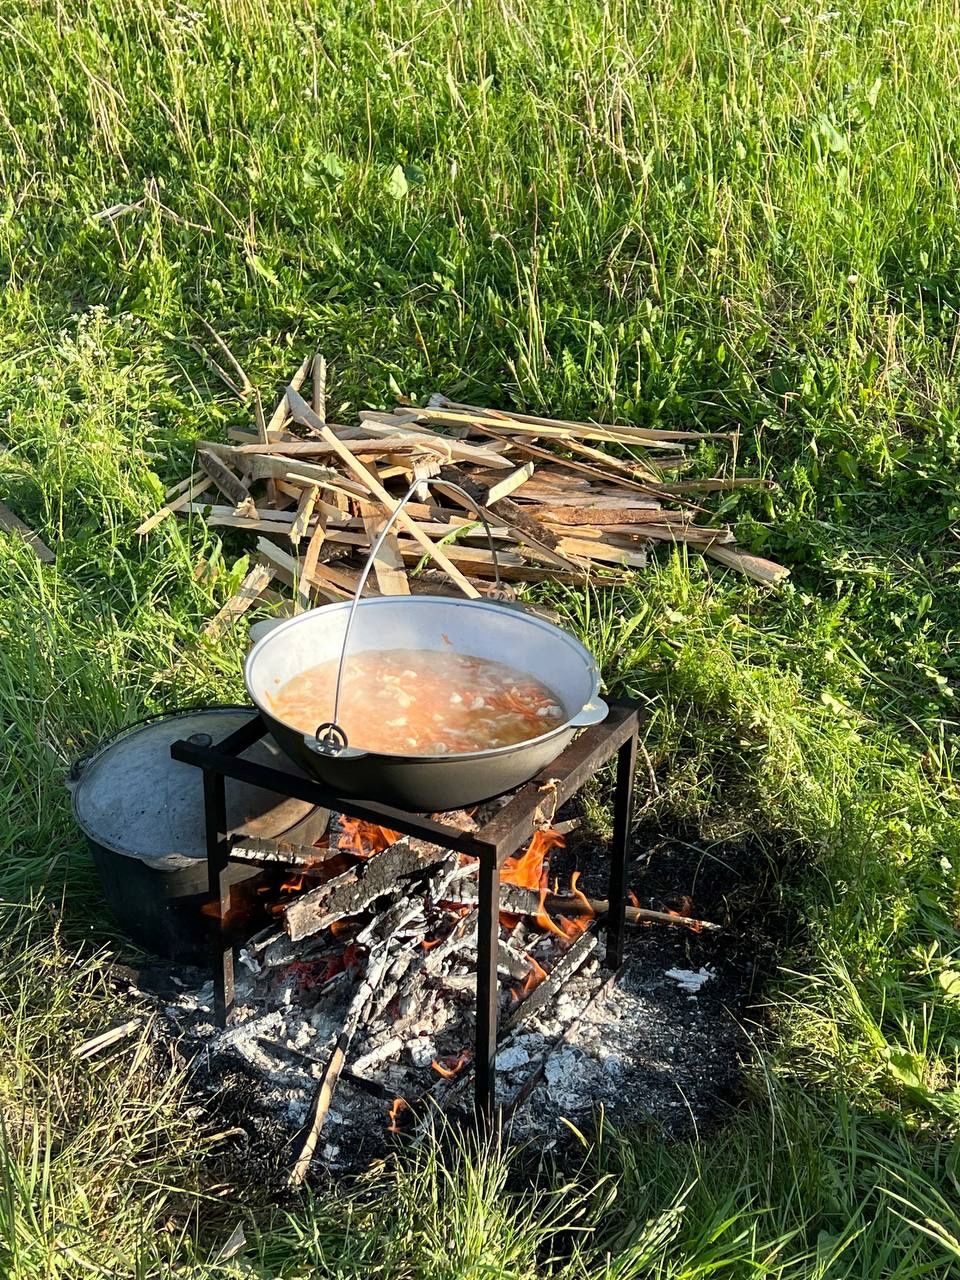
[359,497,410,595]
[203,563,274,639]
[136,476,213,536]
[197,449,252,509]
[700,543,790,584]
[289,485,319,550]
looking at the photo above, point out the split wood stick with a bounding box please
[554,536,650,569]
[289,485,319,550]
[546,894,721,932]
[503,968,619,1118]
[484,461,535,503]
[357,417,513,470]
[202,563,274,639]
[502,931,599,1035]
[562,524,733,547]
[477,429,657,497]
[164,469,206,500]
[553,435,663,483]
[201,438,428,459]
[701,543,790,584]
[189,511,314,535]
[413,404,703,448]
[655,476,775,494]
[72,1017,144,1059]
[286,388,480,599]
[136,476,213,535]
[394,541,526,572]
[266,354,312,437]
[242,453,347,490]
[433,399,731,443]
[434,470,584,574]
[196,449,252,508]
[288,946,393,1187]
[539,506,682,526]
[253,388,279,506]
[0,501,55,563]
[360,497,410,595]
[312,352,326,422]
[299,512,329,609]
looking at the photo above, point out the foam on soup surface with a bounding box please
[269,648,565,755]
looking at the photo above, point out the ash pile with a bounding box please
[142,813,762,1178]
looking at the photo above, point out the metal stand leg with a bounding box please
[203,768,234,1027]
[606,730,637,969]
[474,852,500,1125]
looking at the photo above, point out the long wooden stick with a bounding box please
[286,388,480,599]
[288,947,392,1186]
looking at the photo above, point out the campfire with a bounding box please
[159,703,727,1185]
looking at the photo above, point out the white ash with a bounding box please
[665,966,714,994]
[145,833,750,1174]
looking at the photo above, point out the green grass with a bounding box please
[1,0,960,1273]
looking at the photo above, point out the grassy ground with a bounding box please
[1,0,959,1273]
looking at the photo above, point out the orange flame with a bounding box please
[512,952,549,1001]
[387,1097,408,1132]
[501,828,565,890]
[569,871,595,917]
[337,818,401,857]
[628,890,640,908]
[431,1051,471,1079]
[420,937,442,951]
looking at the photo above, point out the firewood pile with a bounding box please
[137,345,788,631]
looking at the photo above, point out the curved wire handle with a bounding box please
[313,477,503,754]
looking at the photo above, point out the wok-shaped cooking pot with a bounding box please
[245,596,606,812]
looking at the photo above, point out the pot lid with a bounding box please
[71,707,324,869]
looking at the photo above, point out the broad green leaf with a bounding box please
[321,152,346,179]
[385,164,408,200]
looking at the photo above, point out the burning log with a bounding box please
[227,835,333,870]
[502,929,599,1036]
[283,841,445,942]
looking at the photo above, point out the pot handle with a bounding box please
[302,731,369,762]
[568,697,609,728]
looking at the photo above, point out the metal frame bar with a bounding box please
[177,702,641,1122]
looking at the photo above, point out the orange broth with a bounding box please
[269,649,565,755]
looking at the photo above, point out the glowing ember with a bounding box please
[386,1097,408,1132]
[512,952,549,1001]
[431,1051,471,1079]
[420,937,442,951]
[337,818,401,857]
[628,890,641,907]
[329,918,356,938]
[500,827,565,890]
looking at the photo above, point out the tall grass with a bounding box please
[0,0,959,1274]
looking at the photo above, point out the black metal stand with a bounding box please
[172,702,640,1123]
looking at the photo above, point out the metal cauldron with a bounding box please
[244,595,606,812]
